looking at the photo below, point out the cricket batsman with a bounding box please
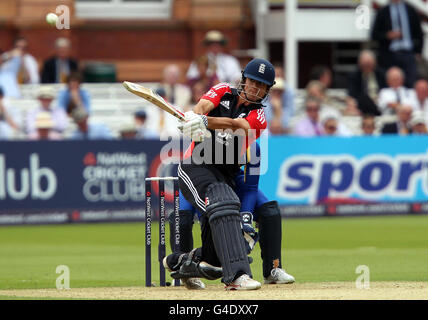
[169,141,295,289]
[163,58,276,290]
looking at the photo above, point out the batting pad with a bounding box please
[205,182,251,284]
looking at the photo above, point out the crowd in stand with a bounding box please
[0,0,427,140]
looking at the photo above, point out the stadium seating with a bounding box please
[10,83,397,139]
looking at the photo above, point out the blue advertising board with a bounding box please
[259,135,428,217]
[2,136,428,224]
[0,140,179,224]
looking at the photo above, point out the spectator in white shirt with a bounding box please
[378,66,418,114]
[186,30,242,85]
[14,36,40,84]
[0,47,22,98]
[409,111,428,134]
[0,87,21,139]
[413,79,428,115]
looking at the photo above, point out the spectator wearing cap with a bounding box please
[378,66,418,115]
[381,104,413,134]
[41,37,78,84]
[26,86,68,137]
[186,30,242,85]
[28,112,62,140]
[410,111,427,134]
[264,77,295,134]
[57,72,91,115]
[68,107,113,140]
[0,86,21,139]
[134,110,159,139]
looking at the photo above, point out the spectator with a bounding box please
[189,81,208,110]
[57,72,91,115]
[157,65,190,139]
[41,37,78,84]
[134,110,159,139]
[378,67,418,114]
[26,86,68,137]
[306,80,359,116]
[186,30,242,85]
[68,107,113,140]
[0,87,21,139]
[159,64,191,108]
[410,111,428,134]
[273,63,285,78]
[321,116,339,136]
[347,50,386,116]
[119,122,138,140]
[412,79,428,115]
[187,55,220,95]
[371,0,424,88]
[320,109,353,136]
[0,45,22,98]
[309,65,333,89]
[292,97,323,136]
[381,104,413,134]
[28,112,62,140]
[14,36,40,84]
[361,114,377,136]
[264,77,295,134]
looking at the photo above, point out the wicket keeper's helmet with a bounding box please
[242,58,276,87]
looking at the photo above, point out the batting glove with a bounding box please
[177,111,208,142]
[241,212,259,254]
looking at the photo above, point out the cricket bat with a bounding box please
[123,81,186,121]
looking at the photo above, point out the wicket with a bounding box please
[145,177,180,287]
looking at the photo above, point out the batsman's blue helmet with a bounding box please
[242,58,276,87]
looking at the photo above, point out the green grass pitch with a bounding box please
[1,214,428,290]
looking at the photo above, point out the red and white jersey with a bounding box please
[184,83,267,176]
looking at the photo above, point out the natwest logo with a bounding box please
[0,154,57,200]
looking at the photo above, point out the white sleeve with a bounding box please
[377,88,395,114]
[24,55,40,84]
[403,89,419,112]
[186,61,199,80]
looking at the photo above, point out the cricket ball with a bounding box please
[46,13,58,26]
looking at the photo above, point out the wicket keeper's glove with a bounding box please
[241,212,259,254]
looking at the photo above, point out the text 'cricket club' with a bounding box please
[83,152,148,202]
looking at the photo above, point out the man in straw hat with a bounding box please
[26,86,67,137]
[186,30,242,85]
[28,111,62,140]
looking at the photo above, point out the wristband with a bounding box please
[201,115,208,128]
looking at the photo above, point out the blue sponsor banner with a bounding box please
[259,136,428,206]
[0,140,180,224]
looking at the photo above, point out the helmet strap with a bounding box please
[237,78,270,105]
